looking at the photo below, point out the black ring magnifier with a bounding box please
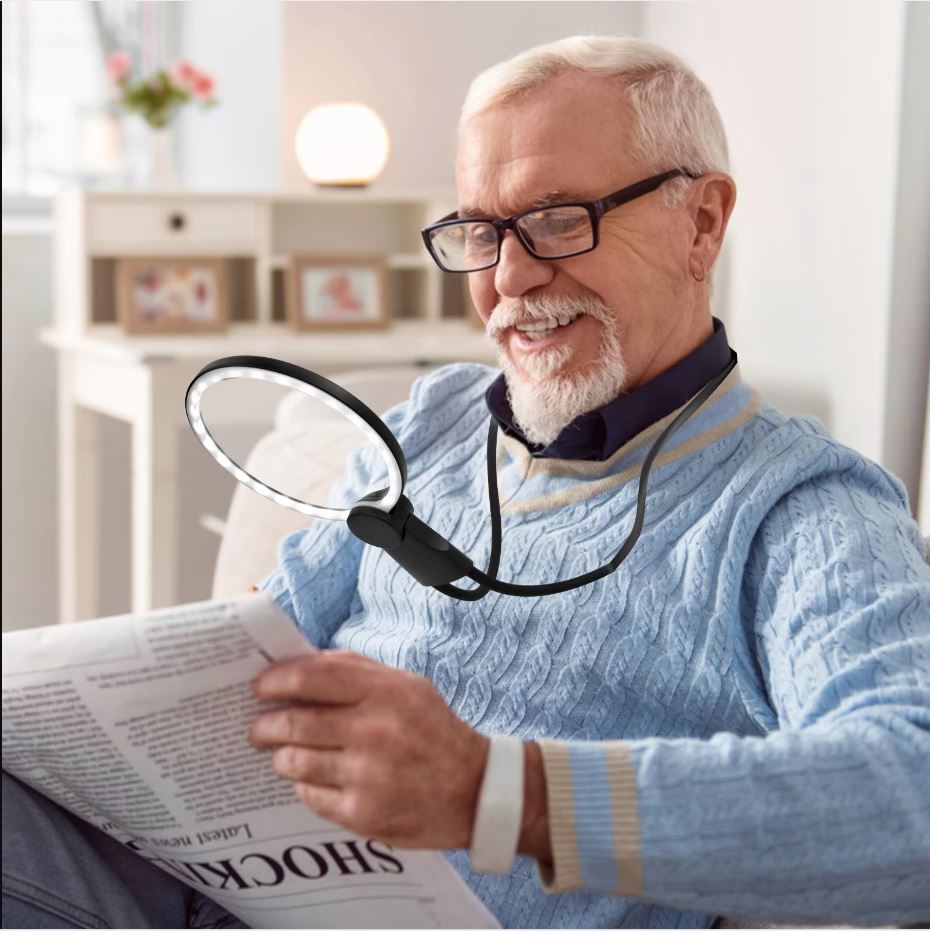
[186,352,736,601]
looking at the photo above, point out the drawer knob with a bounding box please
[167,211,187,231]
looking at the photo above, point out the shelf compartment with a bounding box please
[89,256,257,325]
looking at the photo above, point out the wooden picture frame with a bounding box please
[116,257,229,334]
[287,255,389,331]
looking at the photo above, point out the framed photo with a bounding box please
[287,255,388,331]
[116,257,229,334]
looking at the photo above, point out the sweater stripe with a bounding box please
[538,740,644,896]
[537,740,583,892]
[605,742,643,896]
[502,365,743,479]
[501,389,763,514]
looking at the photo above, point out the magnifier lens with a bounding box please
[191,369,403,520]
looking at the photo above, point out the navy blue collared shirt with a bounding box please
[484,317,733,461]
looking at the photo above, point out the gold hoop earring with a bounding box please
[691,266,706,283]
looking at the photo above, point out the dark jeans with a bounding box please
[1,772,247,929]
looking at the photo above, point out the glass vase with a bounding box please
[125,119,180,189]
[147,124,179,189]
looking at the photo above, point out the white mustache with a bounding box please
[485,294,613,340]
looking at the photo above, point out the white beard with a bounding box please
[487,294,628,447]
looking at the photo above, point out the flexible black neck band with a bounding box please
[436,350,737,600]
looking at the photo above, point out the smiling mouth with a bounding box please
[510,313,582,345]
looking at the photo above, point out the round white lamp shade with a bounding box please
[295,103,390,187]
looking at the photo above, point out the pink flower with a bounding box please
[168,60,216,101]
[169,60,198,89]
[106,50,132,84]
[191,73,215,101]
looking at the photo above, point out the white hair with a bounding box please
[459,35,730,208]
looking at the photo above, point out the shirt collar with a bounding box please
[484,317,733,461]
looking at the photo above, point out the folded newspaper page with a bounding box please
[1,594,499,929]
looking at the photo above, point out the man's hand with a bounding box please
[249,650,490,849]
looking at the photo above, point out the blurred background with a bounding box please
[3,0,929,632]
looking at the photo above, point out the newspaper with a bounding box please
[1,594,499,929]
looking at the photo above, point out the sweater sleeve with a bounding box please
[536,456,930,925]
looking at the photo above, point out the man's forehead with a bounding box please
[455,139,628,218]
[455,75,634,218]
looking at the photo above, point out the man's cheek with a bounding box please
[469,274,496,323]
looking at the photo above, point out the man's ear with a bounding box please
[687,173,737,278]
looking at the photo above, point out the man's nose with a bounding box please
[494,230,555,299]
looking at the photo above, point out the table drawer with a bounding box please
[87,200,264,254]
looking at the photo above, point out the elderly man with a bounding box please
[4,35,929,930]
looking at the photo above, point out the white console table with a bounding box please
[43,321,495,621]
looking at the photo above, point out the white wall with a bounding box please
[642,1,908,472]
[177,0,283,189]
[280,1,643,192]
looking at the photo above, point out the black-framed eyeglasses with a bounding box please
[421,168,699,273]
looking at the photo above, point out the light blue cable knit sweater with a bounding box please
[262,363,930,929]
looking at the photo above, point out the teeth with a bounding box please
[515,313,579,335]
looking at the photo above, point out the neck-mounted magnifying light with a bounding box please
[186,353,736,601]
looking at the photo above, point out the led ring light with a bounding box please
[185,356,406,520]
[186,351,737,599]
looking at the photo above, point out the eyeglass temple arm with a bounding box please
[594,168,699,216]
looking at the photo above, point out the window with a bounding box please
[2,1,171,196]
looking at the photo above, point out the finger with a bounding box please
[271,745,346,787]
[250,705,352,750]
[294,781,346,825]
[252,652,378,705]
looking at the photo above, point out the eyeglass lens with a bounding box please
[518,206,593,258]
[428,205,595,271]
[429,221,498,271]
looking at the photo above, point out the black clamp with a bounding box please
[347,491,473,587]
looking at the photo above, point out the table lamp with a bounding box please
[295,102,390,187]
